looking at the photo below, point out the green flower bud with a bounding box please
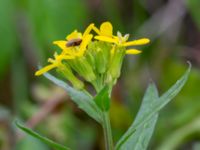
[69,57,96,82]
[57,64,84,90]
[88,41,111,74]
[108,47,125,79]
[96,44,111,74]
[86,51,96,70]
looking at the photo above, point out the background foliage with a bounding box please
[0,0,200,149]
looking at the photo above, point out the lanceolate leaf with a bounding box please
[116,63,191,149]
[43,72,102,123]
[119,83,159,150]
[16,121,70,150]
[94,86,110,111]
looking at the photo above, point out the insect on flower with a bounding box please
[53,23,95,57]
[66,38,82,47]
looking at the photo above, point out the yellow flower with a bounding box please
[35,53,74,76]
[53,23,94,57]
[93,22,150,54]
[35,23,95,76]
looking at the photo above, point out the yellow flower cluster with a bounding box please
[35,24,94,76]
[35,21,150,91]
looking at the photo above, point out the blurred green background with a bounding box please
[0,0,200,149]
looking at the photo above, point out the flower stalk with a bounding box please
[102,111,114,150]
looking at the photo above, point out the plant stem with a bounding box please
[102,111,113,150]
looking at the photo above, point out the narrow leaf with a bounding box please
[43,72,102,123]
[94,86,110,111]
[118,83,159,150]
[116,63,191,149]
[15,121,70,150]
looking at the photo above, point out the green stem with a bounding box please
[102,111,114,150]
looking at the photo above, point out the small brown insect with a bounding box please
[66,38,82,47]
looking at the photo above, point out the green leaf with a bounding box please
[94,86,110,111]
[118,83,159,150]
[116,63,191,149]
[43,72,102,123]
[15,121,70,150]
[16,136,49,150]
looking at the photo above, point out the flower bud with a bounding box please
[69,57,96,82]
[88,41,111,74]
[96,42,111,74]
[108,47,125,79]
[57,64,84,90]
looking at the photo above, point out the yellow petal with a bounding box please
[61,48,74,55]
[66,30,82,40]
[126,49,142,55]
[123,38,150,47]
[83,23,94,38]
[95,36,118,44]
[100,22,113,36]
[92,25,101,35]
[79,34,93,56]
[59,55,75,60]
[53,40,68,50]
[35,64,57,76]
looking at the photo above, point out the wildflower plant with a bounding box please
[16,22,191,150]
